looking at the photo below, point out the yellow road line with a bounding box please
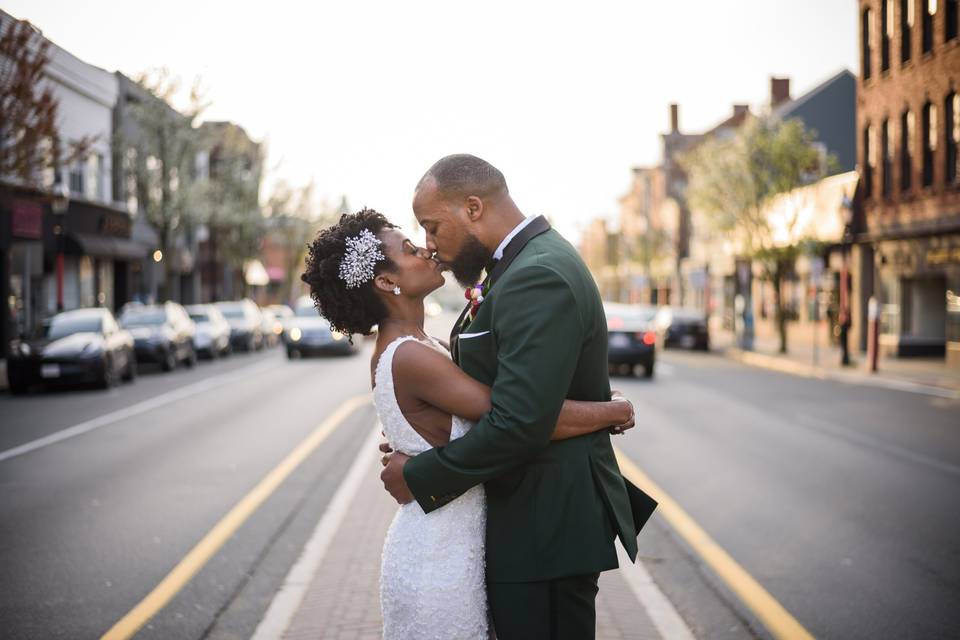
[614,447,815,640]
[101,394,372,640]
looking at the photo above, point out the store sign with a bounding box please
[99,212,132,238]
[11,201,43,239]
[927,247,960,266]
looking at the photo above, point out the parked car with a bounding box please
[266,304,294,330]
[120,302,197,371]
[215,299,263,351]
[186,304,232,358]
[283,296,358,358]
[7,307,136,394]
[604,303,657,378]
[260,308,283,348]
[655,307,710,351]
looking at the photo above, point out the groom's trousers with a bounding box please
[487,572,601,640]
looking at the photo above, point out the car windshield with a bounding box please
[121,311,166,326]
[189,312,209,323]
[295,304,318,318]
[218,306,245,319]
[47,314,102,339]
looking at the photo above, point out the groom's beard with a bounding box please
[448,232,492,287]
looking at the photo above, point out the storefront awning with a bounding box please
[69,232,148,260]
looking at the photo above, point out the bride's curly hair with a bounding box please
[301,208,398,338]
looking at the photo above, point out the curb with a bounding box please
[724,347,960,400]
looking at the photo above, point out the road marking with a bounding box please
[251,423,381,640]
[616,543,696,640]
[100,394,372,640]
[0,359,283,463]
[614,446,815,640]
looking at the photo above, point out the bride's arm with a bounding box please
[393,343,634,440]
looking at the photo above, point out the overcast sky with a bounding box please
[5,0,857,243]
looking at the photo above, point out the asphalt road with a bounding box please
[616,349,960,640]
[1,318,958,639]
[0,342,378,640]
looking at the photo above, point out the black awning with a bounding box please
[68,233,148,260]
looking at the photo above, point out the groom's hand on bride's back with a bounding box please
[380,450,414,504]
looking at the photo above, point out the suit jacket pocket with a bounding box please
[456,329,496,384]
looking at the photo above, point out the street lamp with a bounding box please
[838,193,854,367]
[51,182,70,312]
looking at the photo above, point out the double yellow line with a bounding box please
[615,447,814,640]
[101,394,371,640]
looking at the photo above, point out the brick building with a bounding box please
[856,0,960,366]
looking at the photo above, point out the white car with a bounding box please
[186,304,232,358]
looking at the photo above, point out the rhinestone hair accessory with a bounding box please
[339,228,385,289]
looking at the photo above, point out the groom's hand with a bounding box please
[380,452,414,504]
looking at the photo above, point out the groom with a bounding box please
[380,154,645,639]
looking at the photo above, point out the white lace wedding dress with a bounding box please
[374,335,490,640]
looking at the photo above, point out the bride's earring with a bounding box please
[393,286,401,296]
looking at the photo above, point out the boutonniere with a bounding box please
[461,281,489,329]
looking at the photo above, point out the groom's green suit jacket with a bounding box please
[403,223,639,583]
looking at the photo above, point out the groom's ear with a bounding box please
[465,195,484,222]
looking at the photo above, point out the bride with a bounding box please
[300,208,634,639]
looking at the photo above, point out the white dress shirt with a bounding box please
[492,216,536,261]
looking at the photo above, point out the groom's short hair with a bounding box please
[418,154,508,201]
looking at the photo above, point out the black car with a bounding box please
[215,300,264,352]
[7,308,136,394]
[283,296,358,358]
[655,307,710,351]
[120,302,197,371]
[604,303,657,378]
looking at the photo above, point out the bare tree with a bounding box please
[0,17,92,188]
[264,180,332,304]
[684,117,835,353]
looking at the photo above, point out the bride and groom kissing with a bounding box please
[300,154,656,639]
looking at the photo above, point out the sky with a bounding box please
[4,0,858,244]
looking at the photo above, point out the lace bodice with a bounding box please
[373,334,490,639]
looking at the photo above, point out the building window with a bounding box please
[902,109,915,191]
[948,0,958,40]
[923,0,936,53]
[923,101,937,186]
[948,92,959,184]
[902,0,915,62]
[882,0,893,71]
[85,153,102,202]
[863,8,873,79]
[864,124,876,198]
[68,158,84,196]
[882,119,893,196]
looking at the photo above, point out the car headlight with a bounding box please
[289,327,302,342]
[331,331,343,341]
[12,341,30,356]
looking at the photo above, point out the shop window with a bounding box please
[882,0,893,71]
[948,92,959,184]
[902,0,915,62]
[922,101,937,186]
[902,109,915,191]
[882,118,893,196]
[863,8,874,79]
[923,0,935,53]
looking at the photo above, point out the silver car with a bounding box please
[186,304,232,358]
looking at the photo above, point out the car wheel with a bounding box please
[162,348,176,372]
[185,347,197,368]
[287,347,300,359]
[99,356,118,389]
[643,363,655,378]
[8,376,29,396]
[122,353,137,382]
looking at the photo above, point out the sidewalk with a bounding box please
[253,426,693,640]
[713,328,960,399]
